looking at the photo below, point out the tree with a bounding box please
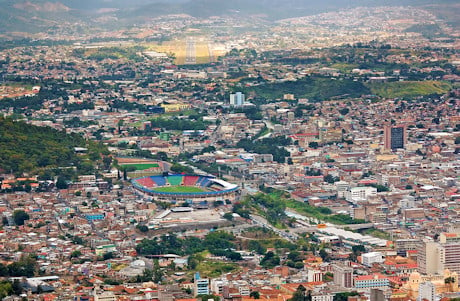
[223,212,234,221]
[250,291,260,299]
[137,224,149,232]
[170,163,193,174]
[11,279,22,296]
[260,251,280,269]
[339,108,349,116]
[288,285,310,301]
[70,250,82,258]
[333,292,359,301]
[155,151,168,161]
[103,252,114,260]
[319,249,330,262]
[13,210,29,226]
[197,294,220,301]
[56,176,68,189]
[308,142,319,149]
[153,260,163,283]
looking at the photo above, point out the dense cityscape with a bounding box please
[0,1,459,300]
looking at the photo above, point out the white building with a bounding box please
[230,92,245,106]
[346,186,377,203]
[361,252,384,267]
[336,181,350,199]
[418,282,436,301]
[311,292,334,301]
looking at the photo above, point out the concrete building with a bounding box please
[418,240,441,275]
[311,292,334,301]
[194,272,210,296]
[418,282,436,301]
[418,235,460,275]
[384,125,406,150]
[370,289,385,301]
[346,186,377,204]
[333,263,354,288]
[354,274,390,291]
[230,92,245,107]
[361,252,384,267]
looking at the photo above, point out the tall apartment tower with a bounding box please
[230,92,245,107]
[384,125,406,150]
[332,263,354,288]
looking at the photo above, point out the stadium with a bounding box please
[131,174,239,203]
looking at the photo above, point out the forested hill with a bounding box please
[0,117,108,176]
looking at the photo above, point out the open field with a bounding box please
[367,80,451,98]
[196,260,239,278]
[0,84,35,99]
[153,186,206,193]
[147,37,217,65]
[121,163,159,170]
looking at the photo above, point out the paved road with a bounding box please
[185,37,196,64]
[250,214,299,242]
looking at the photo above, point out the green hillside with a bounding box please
[0,117,108,176]
[241,77,370,101]
[367,81,452,99]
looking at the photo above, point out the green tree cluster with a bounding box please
[260,251,280,269]
[12,210,29,226]
[150,118,209,131]
[0,117,108,177]
[136,232,242,261]
[237,136,292,163]
[0,256,37,277]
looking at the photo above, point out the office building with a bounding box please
[384,125,406,150]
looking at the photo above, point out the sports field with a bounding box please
[153,186,206,193]
[122,163,160,170]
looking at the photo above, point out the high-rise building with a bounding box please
[417,240,441,275]
[230,92,245,106]
[333,263,354,288]
[384,125,406,150]
[418,234,460,275]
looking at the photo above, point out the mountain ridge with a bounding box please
[0,0,458,35]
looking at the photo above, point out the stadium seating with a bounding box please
[198,177,211,187]
[150,176,166,186]
[167,175,183,186]
[136,177,156,188]
[183,175,199,186]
